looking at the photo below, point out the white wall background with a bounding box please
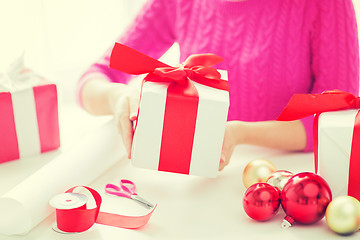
[0,0,359,104]
[0,0,148,104]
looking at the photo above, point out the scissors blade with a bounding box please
[131,195,155,209]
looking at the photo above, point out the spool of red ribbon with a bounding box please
[49,186,156,233]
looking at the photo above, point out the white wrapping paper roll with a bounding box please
[0,119,124,235]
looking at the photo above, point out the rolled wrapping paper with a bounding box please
[50,186,156,233]
[0,120,124,235]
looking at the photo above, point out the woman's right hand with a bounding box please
[81,77,141,159]
[112,88,140,159]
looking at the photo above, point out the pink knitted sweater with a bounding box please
[79,0,359,151]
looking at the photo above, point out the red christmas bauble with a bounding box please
[281,172,332,225]
[243,183,281,221]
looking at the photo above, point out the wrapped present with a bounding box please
[277,90,360,201]
[109,43,229,177]
[0,57,60,164]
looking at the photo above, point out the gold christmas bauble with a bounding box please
[266,170,294,191]
[325,196,360,235]
[242,159,277,189]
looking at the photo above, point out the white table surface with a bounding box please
[0,105,357,240]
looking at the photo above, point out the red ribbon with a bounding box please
[349,111,360,200]
[109,43,229,175]
[277,90,360,200]
[0,92,19,163]
[277,90,360,121]
[33,85,60,153]
[54,186,156,232]
[109,43,229,91]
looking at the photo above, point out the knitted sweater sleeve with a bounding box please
[301,0,359,151]
[77,0,176,104]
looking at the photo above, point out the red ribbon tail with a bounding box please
[183,54,224,68]
[109,43,170,75]
[277,92,356,121]
[277,94,320,121]
[313,114,320,174]
[96,206,156,229]
[348,111,360,200]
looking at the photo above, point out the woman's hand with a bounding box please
[218,119,307,171]
[81,77,140,159]
[112,88,139,159]
[219,121,239,171]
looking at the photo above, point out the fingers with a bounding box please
[116,100,133,159]
[218,153,228,171]
[114,92,139,159]
[128,92,139,121]
[127,94,139,158]
[218,122,234,171]
[219,129,228,171]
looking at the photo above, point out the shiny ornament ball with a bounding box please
[243,159,277,188]
[266,170,294,191]
[281,172,332,225]
[326,196,360,235]
[243,183,281,221]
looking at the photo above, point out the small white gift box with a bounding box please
[317,109,360,200]
[0,57,60,163]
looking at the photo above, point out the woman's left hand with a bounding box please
[218,119,308,171]
[219,121,238,171]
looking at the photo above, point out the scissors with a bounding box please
[105,179,155,209]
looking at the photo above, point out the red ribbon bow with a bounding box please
[277,90,359,121]
[109,43,229,91]
[277,89,360,201]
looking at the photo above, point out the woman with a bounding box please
[78,0,359,171]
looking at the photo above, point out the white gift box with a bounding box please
[317,109,360,200]
[131,71,229,178]
[0,57,60,164]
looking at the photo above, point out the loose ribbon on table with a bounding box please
[52,186,156,233]
[109,43,229,175]
[277,90,360,200]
